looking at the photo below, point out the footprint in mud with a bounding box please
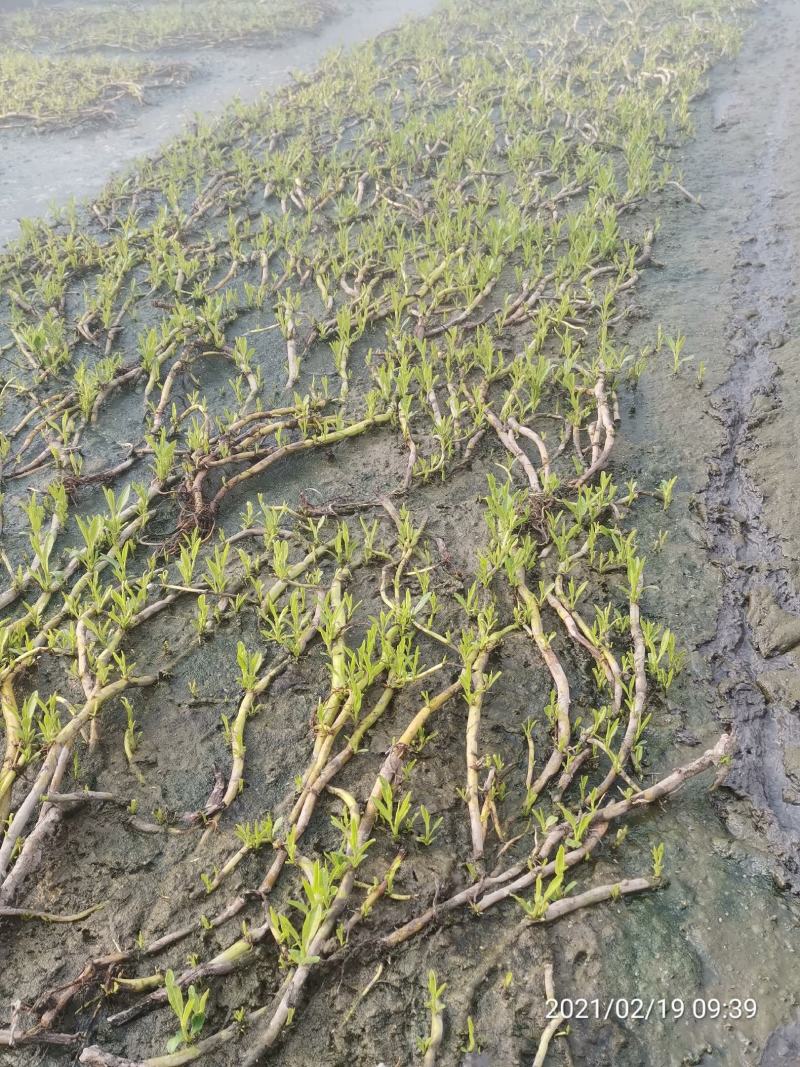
[712,89,743,131]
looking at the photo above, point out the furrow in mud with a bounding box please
[702,44,800,888]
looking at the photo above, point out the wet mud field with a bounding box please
[1,1,800,1066]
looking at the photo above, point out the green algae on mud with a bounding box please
[0,0,791,1064]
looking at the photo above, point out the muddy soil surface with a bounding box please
[0,0,439,245]
[2,2,800,1067]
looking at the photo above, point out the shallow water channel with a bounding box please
[0,0,439,244]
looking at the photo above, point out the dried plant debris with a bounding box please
[0,0,749,1062]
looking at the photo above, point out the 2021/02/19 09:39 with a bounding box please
[545,997,759,1022]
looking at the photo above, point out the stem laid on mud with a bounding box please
[533,963,566,1067]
